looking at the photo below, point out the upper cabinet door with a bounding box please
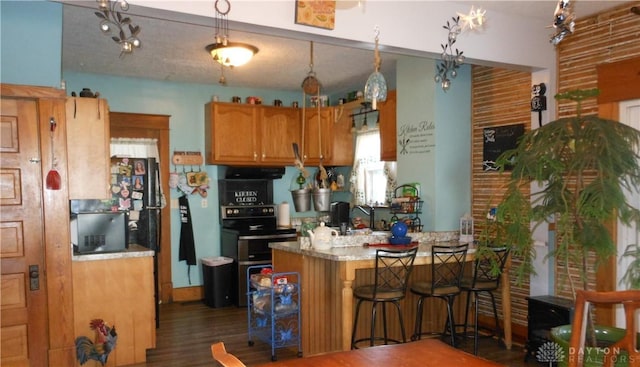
[205,102,258,164]
[66,97,111,199]
[302,107,334,165]
[378,90,397,161]
[327,106,354,166]
[259,106,301,164]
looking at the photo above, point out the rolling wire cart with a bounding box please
[246,265,302,361]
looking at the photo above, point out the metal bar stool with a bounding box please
[351,247,418,349]
[410,243,468,347]
[460,246,510,355]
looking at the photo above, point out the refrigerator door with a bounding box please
[111,157,160,251]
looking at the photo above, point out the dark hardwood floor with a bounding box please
[129,301,543,367]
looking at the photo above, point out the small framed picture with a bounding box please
[133,175,144,190]
[134,160,146,175]
[295,0,336,30]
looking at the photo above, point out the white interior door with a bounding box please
[616,99,640,327]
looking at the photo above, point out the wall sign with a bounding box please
[482,123,525,171]
[397,120,436,156]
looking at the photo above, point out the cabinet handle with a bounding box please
[262,153,266,159]
[253,152,257,161]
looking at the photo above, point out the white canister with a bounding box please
[277,201,290,227]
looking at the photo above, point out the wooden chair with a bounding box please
[568,289,640,367]
[211,342,247,367]
[351,247,419,349]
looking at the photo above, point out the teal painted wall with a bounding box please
[0,1,62,87]
[396,56,471,231]
[433,64,472,230]
[64,71,303,288]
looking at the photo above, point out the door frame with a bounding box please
[109,112,173,303]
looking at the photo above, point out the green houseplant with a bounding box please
[487,89,640,365]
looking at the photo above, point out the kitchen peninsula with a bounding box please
[270,239,512,356]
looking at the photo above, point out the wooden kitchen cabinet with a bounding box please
[302,107,334,165]
[259,106,301,165]
[378,90,397,161]
[205,102,301,166]
[205,102,258,165]
[329,106,354,166]
[72,252,155,366]
[66,97,111,199]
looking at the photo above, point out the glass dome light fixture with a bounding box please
[205,0,258,68]
[95,0,141,57]
[364,26,387,110]
[434,16,464,92]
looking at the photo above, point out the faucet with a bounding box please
[353,205,375,229]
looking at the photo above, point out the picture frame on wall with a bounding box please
[482,123,525,171]
[294,0,336,30]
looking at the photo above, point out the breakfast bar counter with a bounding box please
[270,241,512,356]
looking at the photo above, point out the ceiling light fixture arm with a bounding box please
[214,0,230,45]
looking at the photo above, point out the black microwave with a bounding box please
[71,212,128,254]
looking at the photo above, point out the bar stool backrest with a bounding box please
[470,246,510,289]
[431,244,469,290]
[373,247,419,297]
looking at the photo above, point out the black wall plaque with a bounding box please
[482,123,525,171]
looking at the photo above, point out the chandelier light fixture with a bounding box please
[205,0,258,68]
[94,0,141,56]
[363,26,387,110]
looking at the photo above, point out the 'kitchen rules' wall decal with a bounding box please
[398,120,436,155]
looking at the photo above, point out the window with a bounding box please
[350,128,396,206]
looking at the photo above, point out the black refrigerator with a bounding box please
[110,156,161,327]
[110,157,161,250]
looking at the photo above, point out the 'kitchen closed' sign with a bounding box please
[218,179,273,205]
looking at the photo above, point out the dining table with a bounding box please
[255,338,505,367]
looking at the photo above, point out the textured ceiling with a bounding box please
[61,1,631,93]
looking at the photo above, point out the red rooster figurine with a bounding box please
[75,319,117,366]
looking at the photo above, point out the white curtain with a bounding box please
[110,138,159,160]
[349,129,396,206]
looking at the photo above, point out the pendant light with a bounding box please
[364,26,387,110]
[205,0,258,68]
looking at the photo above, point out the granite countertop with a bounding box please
[270,240,474,262]
[72,244,154,262]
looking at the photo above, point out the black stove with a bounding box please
[219,203,296,307]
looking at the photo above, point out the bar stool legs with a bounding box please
[351,297,408,349]
[412,294,458,347]
[463,290,502,355]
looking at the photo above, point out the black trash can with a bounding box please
[201,257,234,308]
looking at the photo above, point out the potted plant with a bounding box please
[487,89,640,365]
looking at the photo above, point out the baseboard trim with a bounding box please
[172,286,203,302]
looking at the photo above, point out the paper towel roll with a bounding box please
[277,201,290,227]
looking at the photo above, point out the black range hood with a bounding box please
[224,166,285,179]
